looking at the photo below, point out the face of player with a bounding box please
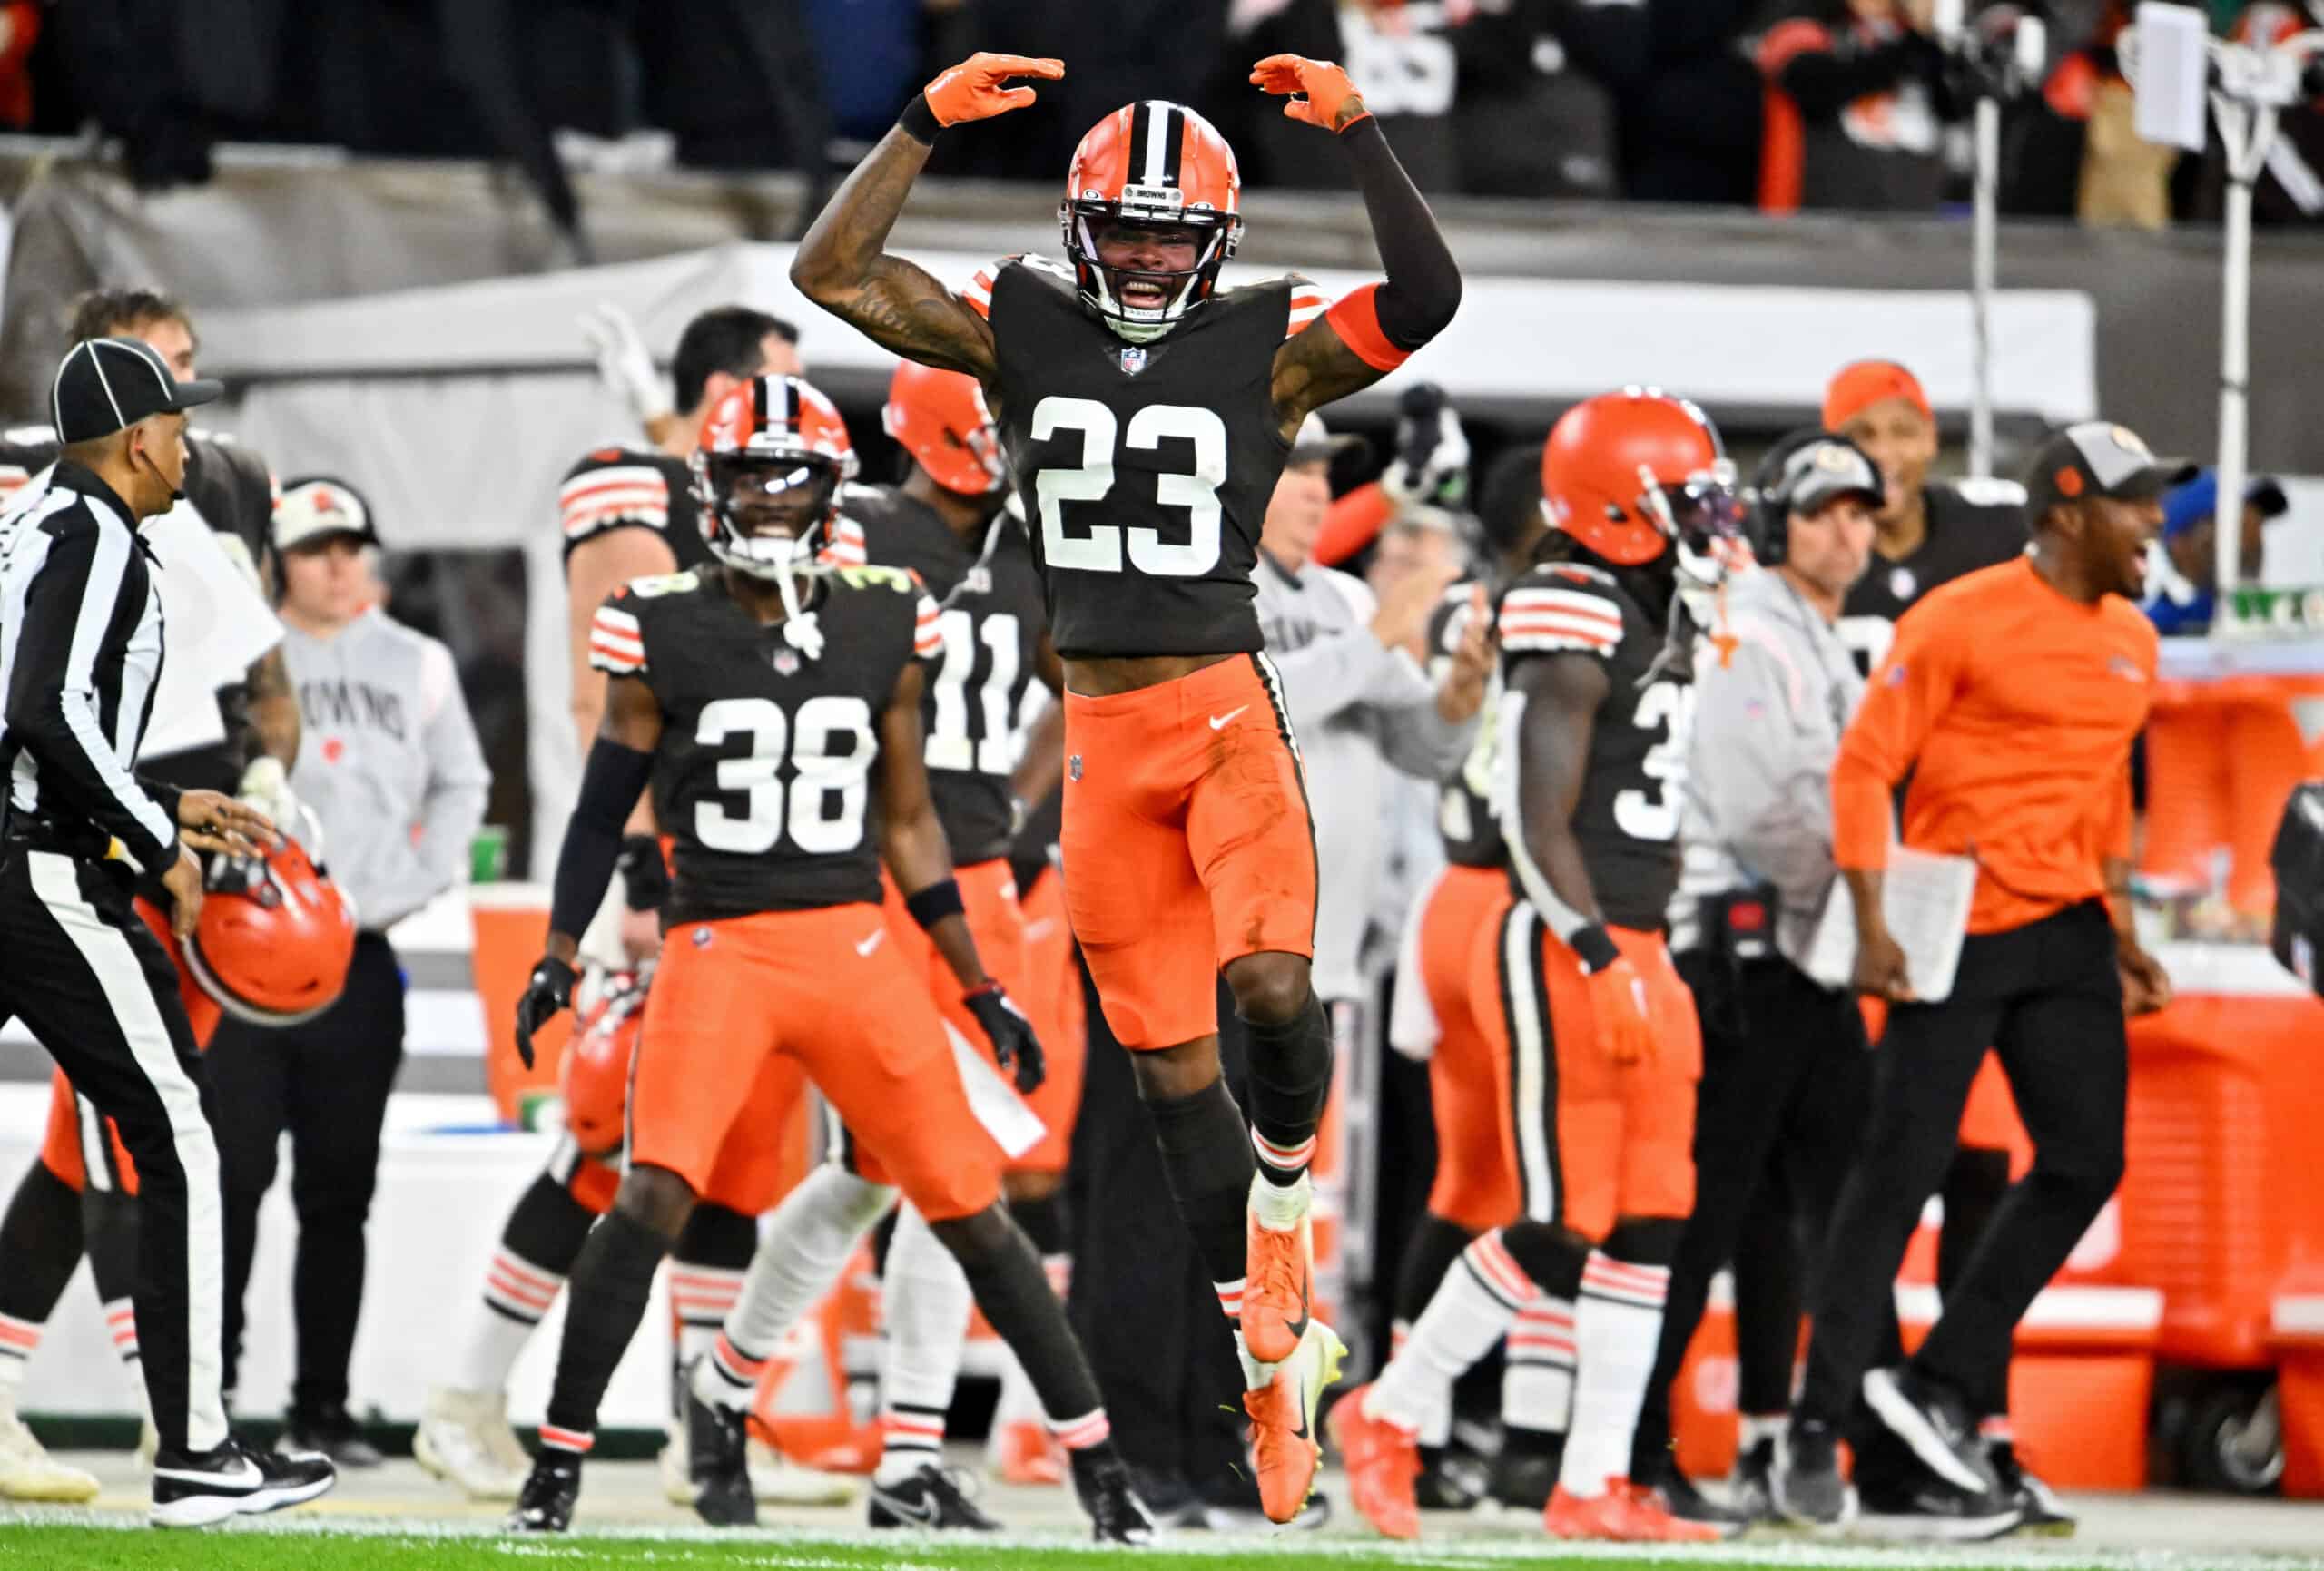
[119,315,199,381]
[1837,396,1936,524]
[1784,493,1878,604]
[1259,457,1333,572]
[1092,220,1203,312]
[719,457,838,547]
[281,535,372,626]
[2075,494,2165,599]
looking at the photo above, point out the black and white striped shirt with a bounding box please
[0,460,182,870]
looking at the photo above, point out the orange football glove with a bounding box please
[1583,957,1658,1067]
[1249,54,1370,133]
[922,53,1065,127]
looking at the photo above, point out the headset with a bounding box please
[1748,427,1883,568]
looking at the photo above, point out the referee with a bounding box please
[0,337,332,1526]
[1775,422,2184,1528]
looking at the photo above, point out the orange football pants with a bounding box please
[1414,864,1522,1233]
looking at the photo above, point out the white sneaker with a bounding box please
[0,1403,98,1503]
[660,1416,692,1506]
[413,1386,527,1501]
[136,1416,158,1474]
[749,1436,856,1506]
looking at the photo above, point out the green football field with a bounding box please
[2,1518,2318,1571]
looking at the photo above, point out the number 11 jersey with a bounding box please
[588,565,941,924]
[965,255,1323,660]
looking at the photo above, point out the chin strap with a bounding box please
[777,569,825,661]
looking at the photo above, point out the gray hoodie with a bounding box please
[281,608,491,931]
[1669,566,1866,967]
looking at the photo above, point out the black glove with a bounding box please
[515,957,576,1070]
[964,981,1045,1095]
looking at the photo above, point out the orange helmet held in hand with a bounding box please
[885,361,1007,497]
[183,836,358,1026]
[1060,101,1244,343]
[1540,388,1741,568]
[561,968,649,1158]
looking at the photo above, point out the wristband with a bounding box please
[617,834,668,912]
[1569,924,1621,976]
[905,878,965,931]
[1334,104,1378,137]
[899,94,942,145]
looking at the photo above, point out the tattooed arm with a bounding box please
[790,54,1062,383]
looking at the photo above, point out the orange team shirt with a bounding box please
[1831,556,2157,935]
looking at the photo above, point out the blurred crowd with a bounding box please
[9,1,2323,230]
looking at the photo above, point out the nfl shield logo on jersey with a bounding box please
[1118,347,1148,377]
[1069,755,1083,781]
[773,649,801,676]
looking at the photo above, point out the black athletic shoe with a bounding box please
[1415,1446,1485,1511]
[1636,1451,1750,1534]
[1730,1436,1779,1525]
[1862,1368,1998,1496]
[1072,1448,1157,1546]
[684,1380,756,1528]
[1988,1441,2075,1537]
[507,1450,582,1533]
[869,1464,1003,1532]
[1856,1463,2024,1542]
[151,1436,336,1528]
[276,1406,384,1468]
[1486,1438,1562,1510]
[1772,1418,1851,1527]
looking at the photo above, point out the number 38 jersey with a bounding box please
[588,565,941,924]
[965,255,1323,661]
[847,483,1048,865]
[1492,562,1692,933]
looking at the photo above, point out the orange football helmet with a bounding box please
[183,836,358,1026]
[884,361,1006,496]
[691,375,860,580]
[562,968,648,1158]
[1061,100,1244,343]
[1540,388,1741,568]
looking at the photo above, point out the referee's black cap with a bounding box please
[50,337,223,444]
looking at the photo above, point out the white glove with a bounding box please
[1383,396,1471,509]
[236,756,300,845]
[579,301,673,426]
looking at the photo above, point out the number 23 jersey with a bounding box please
[588,565,941,924]
[967,255,1324,660]
[1492,563,1692,933]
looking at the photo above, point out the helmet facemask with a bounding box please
[1637,457,1746,623]
[697,452,845,656]
[1060,200,1241,345]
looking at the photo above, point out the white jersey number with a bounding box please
[693,694,876,855]
[926,610,1021,776]
[1029,397,1226,577]
[1611,682,1695,844]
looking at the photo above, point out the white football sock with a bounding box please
[1503,1295,1577,1438]
[874,1203,972,1487]
[103,1296,139,1371]
[463,1246,561,1393]
[668,1260,743,1417]
[1366,1229,1532,1432]
[724,1165,894,1367]
[1559,1252,1669,1499]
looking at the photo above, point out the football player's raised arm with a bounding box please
[875,661,989,990]
[543,654,664,964]
[1256,55,1462,434]
[790,53,1060,381]
[1501,652,1613,946]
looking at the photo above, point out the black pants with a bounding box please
[1631,950,1871,1470]
[211,932,406,1414]
[1797,900,2128,1428]
[1067,971,1252,1513]
[0,843,226,1456]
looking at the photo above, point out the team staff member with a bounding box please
[1627,433,1882,1525]
[211,480,490,1463]
[1777,422,2182,1531]
[0,337,331,1525]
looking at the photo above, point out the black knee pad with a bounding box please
[1499,1221,1586,1300]
[502,1171,601,1272]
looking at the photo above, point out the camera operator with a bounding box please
[1626,433,1884,1525]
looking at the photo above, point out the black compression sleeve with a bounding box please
[1339,116,1462,349]
[549,740,655,941]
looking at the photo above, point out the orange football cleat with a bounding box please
[1545,1478,1728,1543]
[992,1418,1066,1487]
[1241,1204,1313,1367]
[1244,1321,1344,1524]
[1327,1383,1420,1540]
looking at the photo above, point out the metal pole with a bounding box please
[1970,94,2001,481]
[2212,93,2274,632]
